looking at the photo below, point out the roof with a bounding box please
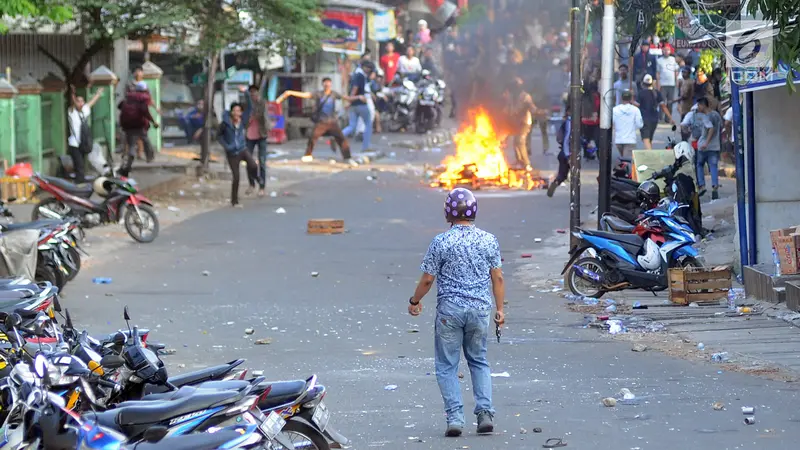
[320,0,390,11]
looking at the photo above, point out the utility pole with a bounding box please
[569,0,583,247]
[597,0,615,223]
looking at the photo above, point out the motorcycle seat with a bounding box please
[583,229,644,247]
[602,215,636,233]
[113,389,243,426]
[40,175,94,197]
[1,220,65,233]
[258,380,308,409]
[161,360,244,390]
[132,429,248,450]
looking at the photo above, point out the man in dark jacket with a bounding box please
[118,82,158,177]
[244,84,271,196]
[217,103,258,207]
[632,42,657,91]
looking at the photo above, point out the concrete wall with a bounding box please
[750,87,800,264]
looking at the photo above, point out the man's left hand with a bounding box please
[408,302,423,316]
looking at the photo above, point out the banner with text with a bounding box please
[368,10,397,42]
[322,9,366,55]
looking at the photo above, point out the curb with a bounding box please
[139,172,191,198]
[389,130,455,150]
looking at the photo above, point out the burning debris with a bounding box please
[430,108,547,191]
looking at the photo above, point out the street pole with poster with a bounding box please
[597,0,615,221]
[569,0,583,248]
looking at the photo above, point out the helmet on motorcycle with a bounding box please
[444,188,478,223]
[637,239,662,271]
[673,141,693,161]
[93,176,115,197]
[637,180,661,205]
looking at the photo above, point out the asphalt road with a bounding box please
[61,133,800,450]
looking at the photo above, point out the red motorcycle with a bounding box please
[29,174,159,243]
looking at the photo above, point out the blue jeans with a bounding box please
[434,300,494,426]
[246,138,267,189]
[696,150,720,188]
[342,104,372,152]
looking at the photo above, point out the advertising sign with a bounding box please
[322,9,366,55]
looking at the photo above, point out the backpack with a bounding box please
[71,109,93,154]
[556,120,568,146]
[119,100,145,130]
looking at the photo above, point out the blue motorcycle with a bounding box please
[562,202,702,298]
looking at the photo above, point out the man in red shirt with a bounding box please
[380,42,400,86]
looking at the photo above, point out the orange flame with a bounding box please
[437,108,510,187]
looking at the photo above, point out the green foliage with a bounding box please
[0,0,72,32]
[748,0,800,90]
[654,0,677,39]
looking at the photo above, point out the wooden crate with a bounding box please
[307,219,344,235]
[0,177,34,203]
[668,266,732,305]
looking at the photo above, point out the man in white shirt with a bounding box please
[67,86,104,182]
[723,107,734,145]
[656,46,679,121]
[612,90,643,159]
[398,46,422,80]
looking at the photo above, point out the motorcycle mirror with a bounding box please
[100,354,126,370]
[112,331,126,346]
[52,295,62,313]
[123,306,131,322]
[65,309,74,330]
[142,426,169,443]
[5,312,21,331]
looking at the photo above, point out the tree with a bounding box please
[170,0,334,169]
[0,0,72,33]
[747,0,800,90]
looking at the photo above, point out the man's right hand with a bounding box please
[494,310,505,325]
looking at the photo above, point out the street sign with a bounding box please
[674,12,723,49]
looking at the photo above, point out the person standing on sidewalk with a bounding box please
[656,45,679,122]
[217,103,258,207]
[695,97,723,199]
[118,83,158,178]
[635,74,675,149]
[276,78,358,166]
[612,91,643,159]
[67,86,104,183]
[380,42,400,85]
[408,187,505,437]
[547,103,572,197]
[244,84,270,197]
[342,61,375,155]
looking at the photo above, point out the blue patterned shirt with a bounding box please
[420,225,502,310]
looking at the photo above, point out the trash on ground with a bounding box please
[490,371,511,378]
[602,397,617,407]
[167,206,180,212]
[254,338,272,345]
[556,229,566,234]
[618,388,635,400]
[742,406,755,414]
[269,191,278,198]
[631,344,648,352]
[92,278,112,284]
[744,417,756,425]
[533,427,542,433]
[605,305,616,313]
[311,272,319,277]
[201,270,210,276]
[712,402,725,411]
[275,207,286,214]
[366,176,376,181]
[252,370,264,376]
[689,302,699,307]
[534,238,542,243]
[697,343,705,350]
[737,306,752,314]
[384,385,398,391]
[711,352,730,362]
[159,348,177,355]
[521,254,533,258]
[607,320,625,334]
[244,328,255,335]
[542,437,567,448]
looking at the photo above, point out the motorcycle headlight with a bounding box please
[47,363,79,387]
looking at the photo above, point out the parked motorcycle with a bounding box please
[562,201,702,298]
[387,76,417,132]
[30,174,159,243]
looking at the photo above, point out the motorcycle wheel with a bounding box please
[31,197,70,221]
[64,247,81,282]
[274,419,330,450]
[124,204,159,243]
[566,257,608,299]
[676,256,703,269]
[35,263,61,290]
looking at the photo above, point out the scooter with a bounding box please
[562,202,701,299]
[29,173,159,243]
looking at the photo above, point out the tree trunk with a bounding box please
[200,51,220,171]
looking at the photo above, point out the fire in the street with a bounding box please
[432,108,546,191]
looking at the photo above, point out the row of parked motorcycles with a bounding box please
[0,173,160,291]
[563,139,706,299]
[375,70,446,134]
[0,284,346,450]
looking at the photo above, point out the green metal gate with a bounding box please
[13,97,30,160]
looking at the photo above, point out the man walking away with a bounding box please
[612,91,643,159]
[217,103,258,207]
[695,97,723,199]
[244,84,271,197]
[67,86,104,183]
[613,64,630,106]
[635,75,674,149]
[656,45,679,121]
[675,67,695,124]
[276,78,358,166]
[547,104,572,197]
[632,42,657,91]
[342,62,375,154]
[408,187,505,437]
[118,83,158,177]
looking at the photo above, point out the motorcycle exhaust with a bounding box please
[573,265,602,283]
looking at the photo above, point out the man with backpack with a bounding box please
[276,78,359,166]
[67,86,104,183]
[118,82,158,177]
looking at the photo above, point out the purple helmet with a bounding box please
[444,188,478,222]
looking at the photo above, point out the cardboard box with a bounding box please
[770,227,800,275]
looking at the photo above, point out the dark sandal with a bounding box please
[543,438,567,448]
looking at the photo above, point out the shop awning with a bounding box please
[321,0,390,11]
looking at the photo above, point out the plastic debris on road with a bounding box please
[167,206,180,212]
[269,191,278,198]
[607,320,625,334]
[521,254,532,258]
[602,397,617,407]
[605,305,616,313]
[384,385,398,391]
[244,328,255,335]
[490,372,511,378]
[201,270,210,276]
[534,238,542,243]
[631,344,648,352]
[311,272,319,277]
[92,278,112,284]
[711,352,730,362]
[697,343,705,350]
[254,338,272,345]
[712,402,725,411]
[275,207,286,214]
